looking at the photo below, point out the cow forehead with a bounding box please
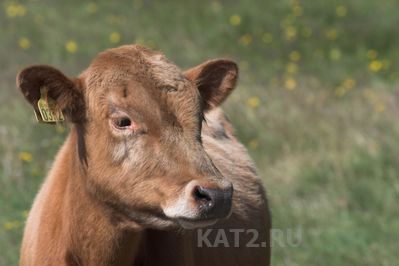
[83,45,187,90]
[81,45,201,125]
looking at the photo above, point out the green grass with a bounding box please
[1,0,399,265]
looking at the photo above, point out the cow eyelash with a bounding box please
[161,86,177,93]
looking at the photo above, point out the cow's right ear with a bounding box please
[16,65,85,123]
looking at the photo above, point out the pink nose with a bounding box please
[186,180,233,219]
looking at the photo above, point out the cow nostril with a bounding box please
[193,186,213,207]
[187,181,233,219]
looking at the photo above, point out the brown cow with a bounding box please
[17,44,271,266]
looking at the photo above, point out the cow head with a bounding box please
[17,45,238,229]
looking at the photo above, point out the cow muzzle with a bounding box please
[163,179,233,229]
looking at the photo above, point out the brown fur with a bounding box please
[17,45,271,266]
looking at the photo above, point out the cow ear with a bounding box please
[16,65,85,123]
[184,59,238,111]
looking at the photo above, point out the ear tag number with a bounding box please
[36,87,65,123]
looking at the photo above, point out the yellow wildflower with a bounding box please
[19,152,32,162]
[6,3,26,18]
[335,78,356,97]
[336,5,348,17]
[362,89,385,112]
[285,26,297,41]
[289,51,301,62]
[374,102,385,113]
[18,37,31,50]
[280,16,294,28]
[325,29,337,41]
[3,220,21,230]
[286,63,298,74]
[369,60,383,72]
[109,32,121,44]
[86,2,98,14]
[230,15,241,26]
[284,78,297,90]
[248,139,259,150]
[4,222,14,230]
[239,34,252,46]
[330,48,341,61]
[335,86,346,97]
[65,41,78,54]
[292,5,303,17]
[247,96,261,108]
[262,33,273,44]
[343,78,356,89]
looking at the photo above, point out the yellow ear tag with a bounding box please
[36,87,65,123]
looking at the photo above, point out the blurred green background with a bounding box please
[1,0,399,265]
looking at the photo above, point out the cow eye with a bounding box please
[112,117,132,129]
[161,86,177,93]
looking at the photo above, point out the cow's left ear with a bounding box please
[184,59,238,111]
[17,65,85,123]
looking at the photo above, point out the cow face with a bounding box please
[17,45,238,229]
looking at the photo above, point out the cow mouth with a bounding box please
[175,217,218,229]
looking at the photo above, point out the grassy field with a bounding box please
[1,0,399,265]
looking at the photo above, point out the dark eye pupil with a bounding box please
[116,117,131,128]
